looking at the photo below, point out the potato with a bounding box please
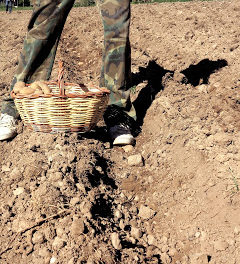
[36,81,52,94]
[19,87,36,95]
[34,88,44,95]
[13,81,25,94]
[29,82,41,91]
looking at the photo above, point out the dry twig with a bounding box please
[0,209,70,257]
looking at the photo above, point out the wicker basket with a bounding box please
[11,62,110,133]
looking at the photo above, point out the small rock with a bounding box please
[131,227,142,239]
[168,248,177,256]
[119,219,125,230]
[76,183,87,194]
[200,231,207,241]
[114,209,122,219]
[13,187,24,196]
[52,237,66,250]
[161,236,169,244]
[234,226,240,235]
[67,152,76,163]
[44,227,56,241]
[2,164,11,172]
[9,168,21,178]
[80,201,91,214]
[56,227,65,238]
[122,145,134,153]
[195,231,201,238]
[50,256,57,264]
[138,205,156,220]
[213,240,228,251]
[12,218,30,232]
[161,252,171,263]
[95,166,103,173]
[147,234,156,245]
[197,84,208,93]
[148,176,154,183]
[134,195,140,201]
[111,232,122,250]
[48,171,62,181]
[38,247,51,258]
[128,236,136,244]
[134,255,139,261]
[71,218,85,237]
[70,197,80,206]
[142,233,148,243]
[32,231,45,244]
[127,154,144,166]
[198,145,205,150]
[161,244,169,253]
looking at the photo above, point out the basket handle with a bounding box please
[57,61,92,95]
[58,61,65,97]
[79,83,90,93]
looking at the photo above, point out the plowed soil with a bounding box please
[0,1,240,263]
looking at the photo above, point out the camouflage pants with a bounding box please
[1,0,136,120]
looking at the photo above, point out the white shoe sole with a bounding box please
[113,134,135,146]
[0,131,17,141]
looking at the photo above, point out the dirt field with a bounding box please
[0,1,240,263]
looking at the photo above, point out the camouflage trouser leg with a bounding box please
[1,0,136,120]
[1,0,74,118]
[97,0,136,120]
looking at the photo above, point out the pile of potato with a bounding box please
[13,81,52,96]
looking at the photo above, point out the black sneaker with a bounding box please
[103,105,141,146]
[109,124,135,146]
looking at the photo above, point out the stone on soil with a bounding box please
[52,237,66,250]
[13,187,24,196]
[32,231,45,244]
[138,205,156,219]
[213,240,229,251]
[131,227,142,239]
[50,256,57,264]
[122,145,134,153]
[127,154,144,166]
[111,232,122,250]
[114,209,122,219]
[2,164,11,172]
[147,234,156,245]
[234,226,240,235]
[71,218,85,237]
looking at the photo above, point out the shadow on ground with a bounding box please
[181,58,228,86]
[132,60,174,126]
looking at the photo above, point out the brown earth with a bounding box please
[0,1,240,263]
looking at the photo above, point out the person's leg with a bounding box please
[8,0,12,13]
[0,0,74,140]
[97,0,136,120]
[6,1,9,12]
[97,0,140,145]
[1,0,75,118]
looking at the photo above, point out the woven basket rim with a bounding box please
[11,81,110,99]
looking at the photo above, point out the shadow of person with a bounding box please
[132,60,174,126]
[180,58,228,86]
[81,60,173,142]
